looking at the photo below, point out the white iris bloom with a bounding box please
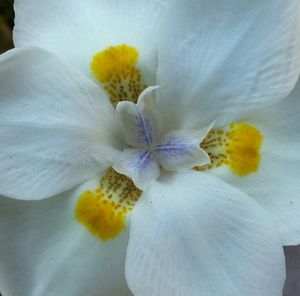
[0,0,300,296]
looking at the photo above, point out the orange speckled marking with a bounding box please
[91,44,147,107]
[195,122,263,176]
[76,168,142,241]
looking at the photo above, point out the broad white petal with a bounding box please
[14,0,172,83]
[157,0,300,130]
[0,47,120,200]
[154,130,210,170]
[116,87,159,148]
[113,149,160,190]
[214,79,300,245]
[126,171,285,296]
[0,177,132,296]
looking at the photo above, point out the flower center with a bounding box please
[112,87,212,190]
[75,44,264,242]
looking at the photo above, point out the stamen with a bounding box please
[195,122,263,176]
[75,168,142,241]
[91,44,147,107]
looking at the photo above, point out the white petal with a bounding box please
[13,0,172,83]
[156,0,300,130]
[214,79,300,245]
[0,177,132,296]
[116,87,160,148]
[154,129,210,170]
[0,47,120,200]
[126,171,285,296]
[113,149,160,190]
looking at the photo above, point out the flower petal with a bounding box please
[156,0,300,130]
[213,79,300,245]
[0,177,132,296]
[13,0,172,83]
[154,129,210,170]
[116,87,159,148]
[113,149,160,190]
[0,47,120,200]
[126,171,285,296]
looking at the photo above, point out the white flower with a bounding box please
[0,0,300,296]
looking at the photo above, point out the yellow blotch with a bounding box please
[226,123,263,176]
[91,44,138,83]
[91,44,146,107]
[196,122,263,176]
[76,190,126,241]
[75,168,142,242]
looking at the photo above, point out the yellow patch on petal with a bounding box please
[75,168,142,241]
[195,122,263,176]
[226,123,263,175]
[92,44,138,82]
[91,44,147,107]
[76,190,127,241]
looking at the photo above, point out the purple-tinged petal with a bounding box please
[113,149,160,190]
[116,87,158,149]
[116,100,157,149]
[154,130,210,171]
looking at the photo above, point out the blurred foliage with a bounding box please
[0,0,14,53]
